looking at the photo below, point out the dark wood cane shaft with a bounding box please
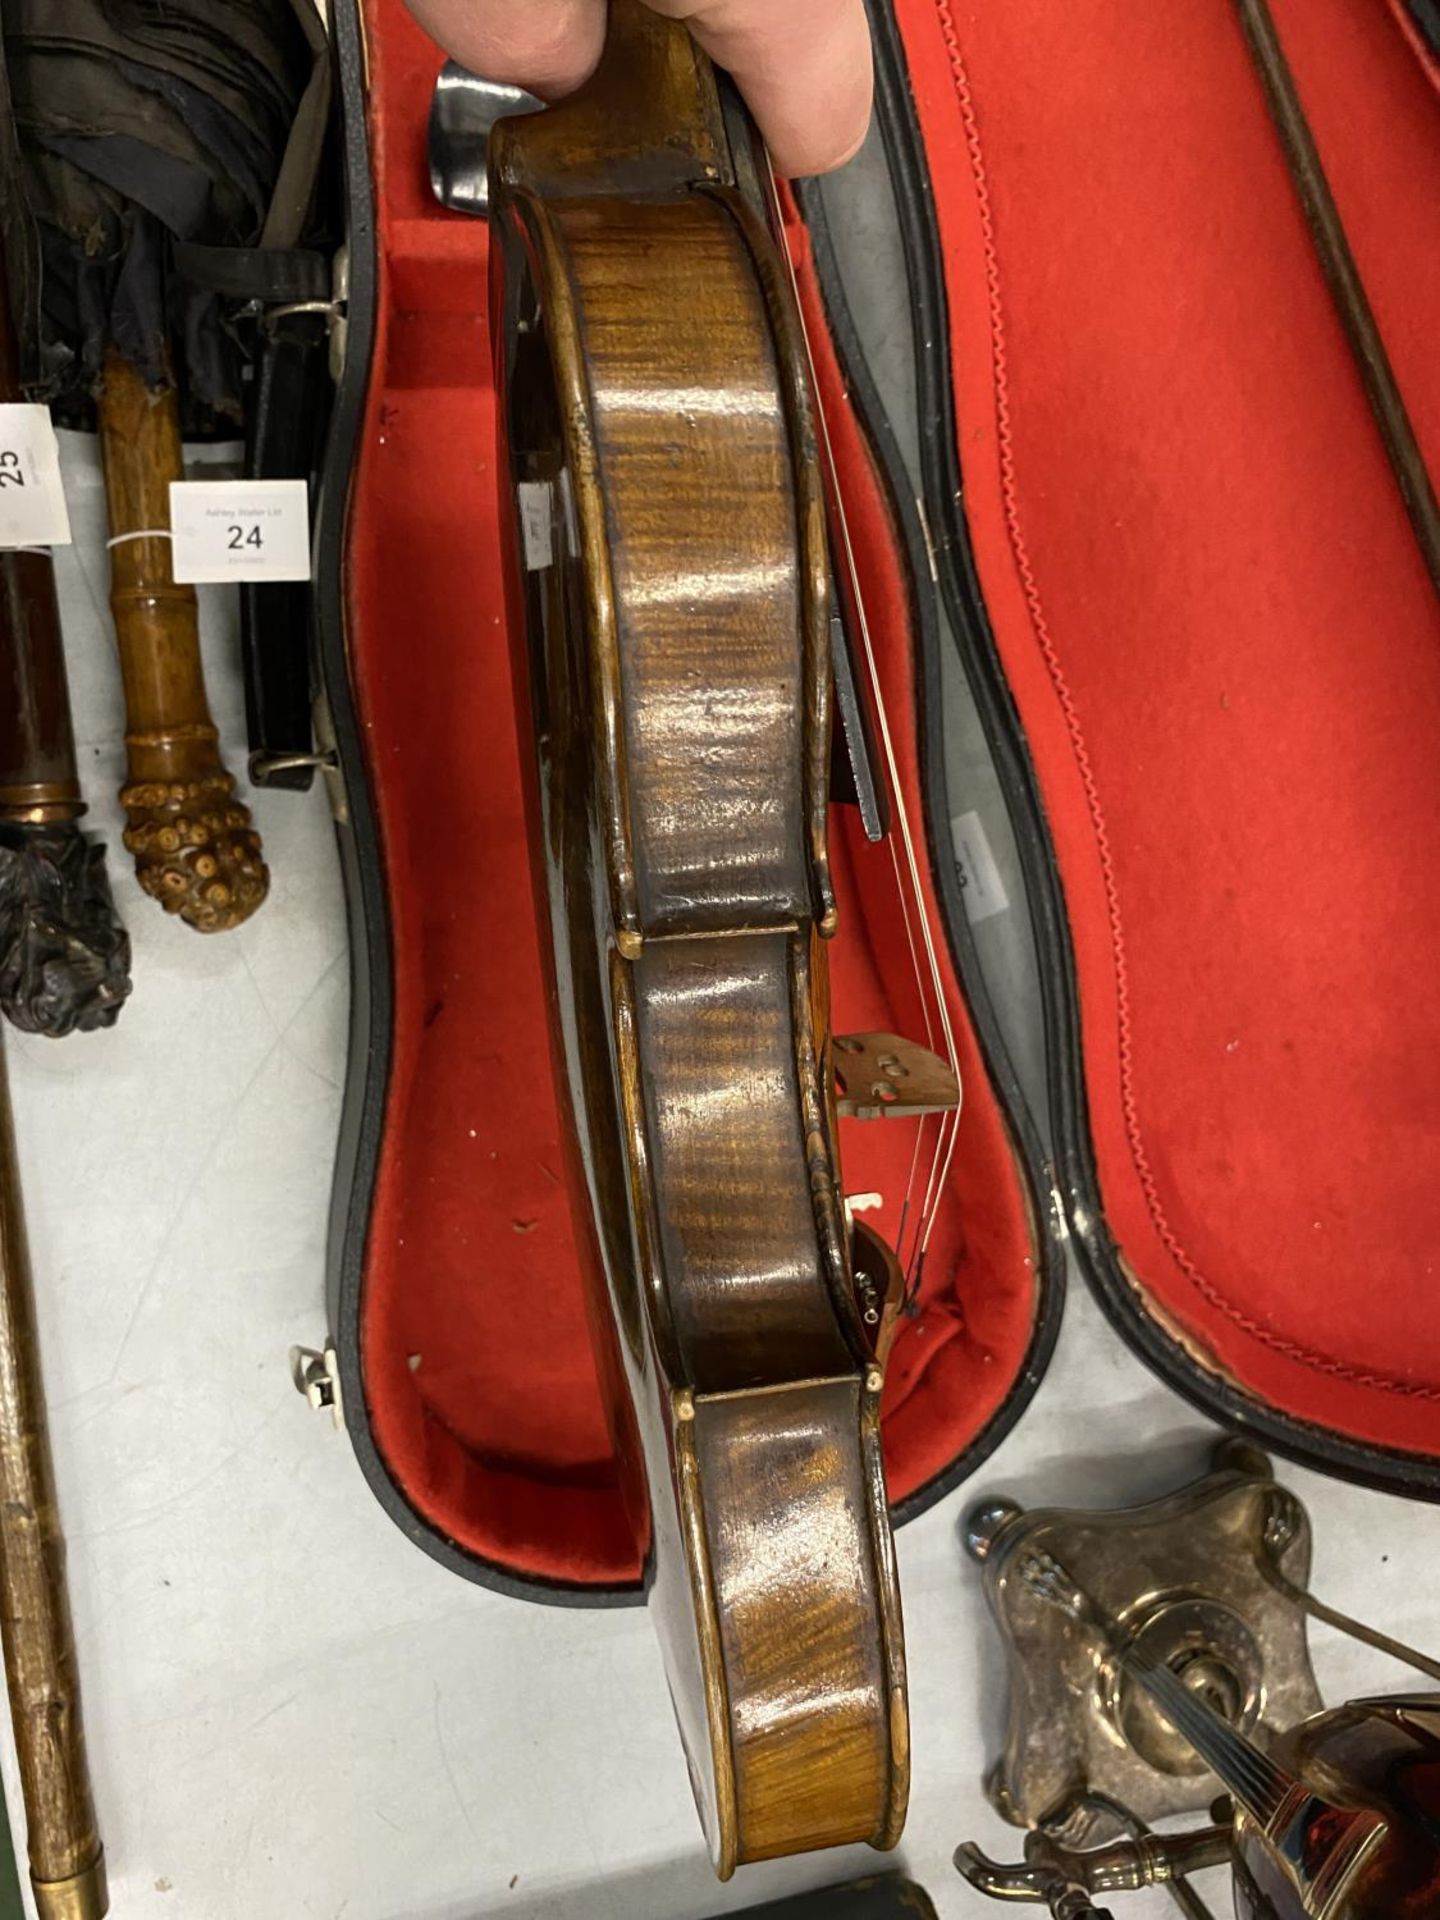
[1234,0,1440,599]
[0,257,81,829]
[0,1044,106,1919]
[98,352,267,932]
[0,559,82,829]
[0,241,129,1035]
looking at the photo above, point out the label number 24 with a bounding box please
[227,524,262,551]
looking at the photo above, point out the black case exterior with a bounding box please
[317,0,1440,1610]
[310,0,1065,1602]
[855,0,1440,1504]
[722,1877,939,1919]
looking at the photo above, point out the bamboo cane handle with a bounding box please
[0,1045,106,1919]
[97,353,267,933]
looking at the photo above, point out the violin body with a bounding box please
[490,7,907,1873]
[1233,1696,1440,1918]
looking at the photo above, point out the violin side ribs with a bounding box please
[492,38,910,1866]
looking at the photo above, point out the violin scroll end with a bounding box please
[121,772,269,934]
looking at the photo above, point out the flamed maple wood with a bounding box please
[490,1,908,1874]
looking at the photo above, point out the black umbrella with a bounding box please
[0,0,326,932]
[3,0,322,428]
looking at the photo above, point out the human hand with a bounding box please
[405,0,873,176]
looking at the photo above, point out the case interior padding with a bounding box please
[341,0,1044,1588]
[895,0,1440,1461]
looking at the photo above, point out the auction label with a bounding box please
[0,403,73,548]
[169,479,311,584]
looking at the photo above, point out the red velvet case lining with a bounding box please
[342,0,1042,1588]
[894,0,1440,1455]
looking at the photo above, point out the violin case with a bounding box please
[311,0,1440,1608]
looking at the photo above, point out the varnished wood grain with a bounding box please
[555,195,809,935]
[693,1381,893,1862]
[0,553,81,823]
[0,1044,107,1919]
[634,933,851,1389]
[492,0,907,1874]
[0,247,81,826]
[98,355,268,934]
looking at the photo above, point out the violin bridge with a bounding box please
[834,1032,959,1121]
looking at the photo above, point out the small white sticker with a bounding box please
[951,808,1010,925]
[517,479,554,571]
[168,479,311,584]
[0,403,72,548]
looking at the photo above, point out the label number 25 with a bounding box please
[0,449,26,489]
[227,524,262,551]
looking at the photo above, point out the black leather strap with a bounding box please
[173,239,330,303]
[235,0,337,788]
[241,305,331,788]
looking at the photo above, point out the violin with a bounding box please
[488,3,933,1875]
[1229,1698,1440,1918]
[957,1510,1440,1917]
[960,1683,1440,1918]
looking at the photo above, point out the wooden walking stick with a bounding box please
[0,252,129,1035]
[0,1043,107,1919]
[4,0,315,935]
[98,352,268,934]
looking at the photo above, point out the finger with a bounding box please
[649,0,873,175]
[405,0,608,97]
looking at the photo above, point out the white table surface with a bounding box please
[5,430,1438,1920]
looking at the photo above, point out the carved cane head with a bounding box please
[0,828,133,1036]
[121,772,269,934]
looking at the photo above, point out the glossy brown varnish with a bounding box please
[0,257,80,826]
[492,1,906,1875]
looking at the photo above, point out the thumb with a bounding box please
[646,0,873,175]
[406,0,608,96]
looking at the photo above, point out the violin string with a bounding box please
[764,156,963,1286]
[886,831,933,1271]
[884,826,958,1277]
[884,834,933,1275]
[887,832,935,1054]
[764,156,962,1284]
[894,1114,929,1276]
